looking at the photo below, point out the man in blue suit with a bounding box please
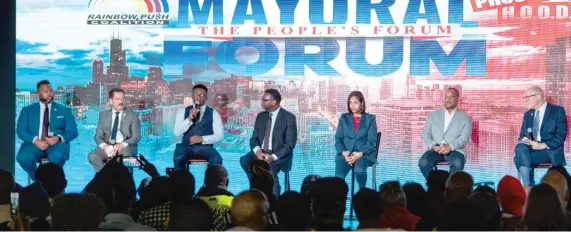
[16,80,78,180]
[515,86,568,189]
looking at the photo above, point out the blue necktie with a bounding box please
[111,112,120,141]
[532,110,540,140]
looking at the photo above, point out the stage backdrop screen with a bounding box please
[16,0,571,194]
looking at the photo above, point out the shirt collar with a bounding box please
[269,107,281,116]
[538,102,547,113]
[112,109,123,115]
[40,102,52,108]
[444,107,457,116]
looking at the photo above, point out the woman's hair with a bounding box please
[520,184,567,231]
[347,91,366,114]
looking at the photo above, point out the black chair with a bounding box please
[349,131,381,222]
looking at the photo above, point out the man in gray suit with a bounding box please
[88,88,141,172]
[419,88,472,179]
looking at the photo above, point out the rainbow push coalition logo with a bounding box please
[87,0,170,25]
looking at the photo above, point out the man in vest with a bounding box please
[173,84,224,170]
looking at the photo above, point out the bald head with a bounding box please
[231,189,269,231]
[541,170,568,205]
[524,86,546,110]
[445,171,474,201]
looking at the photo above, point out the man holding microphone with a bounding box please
[173,84,224,170]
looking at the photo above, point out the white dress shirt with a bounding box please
[173,105,224,144]
[443,108,457,150]
[536,102,547,142]
[33,102,65,143]
[252,107,281,161]
[99,109,129,149]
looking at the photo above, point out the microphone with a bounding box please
[193,101,201,121]
[527,128,535,141]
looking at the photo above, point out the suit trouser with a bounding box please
[335,155,370,189]
[88,145,138,172]
[173,143,222,171]
[418,150,465,179]
[514,143,564,186]
[17,142,69,180]
[240,152,282,197]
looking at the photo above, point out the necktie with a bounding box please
[262,113,272,151]
[533,110,540,140]
[111,112,120,141]
[41,103,49,139]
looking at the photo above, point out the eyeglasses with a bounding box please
[261,98,274,102]
[524,94,538,99]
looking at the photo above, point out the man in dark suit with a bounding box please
[88,88,141,172]
[240,89,297,196]
[16,80,78,180]
[515,86,568,189]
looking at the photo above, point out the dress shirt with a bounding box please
[536,102,547,142]
[252,107,281,161]
[173,105,224,144]
[99,109,129,149]
[443,108,457,150]
[33,102,65,143]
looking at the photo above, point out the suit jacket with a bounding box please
[17,102,78,144]
[335,112,378,163]
[95,109,141,147]
[250,108,297,168]
[422,108,472,155]
[518,103,567,153]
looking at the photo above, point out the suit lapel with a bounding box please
[271,110,284,151]
[541,104,551,136]
[120,111,129,132]
[33,103,40,133]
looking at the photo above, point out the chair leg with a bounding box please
[349,166,355,222]
[372,164,377,191]
[285,172,291,191]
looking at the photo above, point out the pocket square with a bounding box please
[57,116,64,118]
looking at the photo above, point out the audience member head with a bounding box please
[276,191,311,231]
[497,175,526,216]
[169,170,195,204]
[437,199,486,230]
[35,162,67,199]
[249,160,275,202]
[0,169,14,205]
[51,193,106,231]
[426,170,449,193]
[19,182,50,220]
[310,177,348,228]
[84,161,136,214]
[379,181,406,209]
[520,184,567,231]
[204,164,229,189]
[167,198,213,231]
[353,188,382,229]
[231,189,270,231]
[541,170,569,207]
[469,192,501,230]
[138,176,170,205]
[473,183,496,197]
[300,174,321,197]
[549,166,571,211]
[445,171,473,201]
[402,182,426,216]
